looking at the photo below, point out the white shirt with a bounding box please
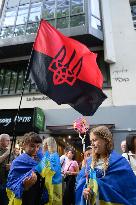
[122,152,136,175]
[60,154,68,173]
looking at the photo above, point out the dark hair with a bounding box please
[23,132,42,145]
[64,146,72,153]
[85,146,92,152]
[125,134,136,153]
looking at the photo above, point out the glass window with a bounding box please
[16,70,24,93]
[56,17,69,29]
[28,2,42,22]
[9,71,17,93]
[91,0,100,18]
[2,70,11,94]
[90,0,102,30]
[7,0,19,8]
[0,62,38,96]
[14,25,26,36]
[42,0,55,19]
[26,22,39,34]
[56,0,70,18]
[31,0,41,2]
[47,19,55,27]
[70,14,85,27]
[3,8,17,26]
[91,16,102,30]
[19,0,30,5]
[131,4,136,28]
[0,69,5,93]
[71,0,84,15]
[0,27,14,38]
[16,4,29,25]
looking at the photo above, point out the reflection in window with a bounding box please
[91,16,101,30]
[1,0,86,38]
[16,70,24,93]
[16,4,29,25]
[47,19,55,27]
[2,70,11,94]
[28,2,42,22]
[0,27,14,38]
[42,0,55,19]
[7,0,19,8]
[26,22,39,34]
[9,71,17,93]
[71,0,84,15]
[56,17,69,29]
[70,14,85,27]
[3,8,17,26]
[0,63,38,96]
[14,25,26,36]
[91,0,102,31]
[131,4,136,28]
[19,0,30,5]
[57,0,69,18]
[0,69,5,93]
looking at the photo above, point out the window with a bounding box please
[95,51,111,88]
[90,0,102,31]
[130,3,136,29]
[0,0,85,38]
[0,61,38,96]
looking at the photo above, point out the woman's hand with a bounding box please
[83,187,91,200]
[23,171,37,190]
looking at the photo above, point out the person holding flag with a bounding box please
[6,132,62,205]
[76,126,136,205]
[37,137,62,205]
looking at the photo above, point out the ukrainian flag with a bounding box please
[7,151,62,205]
[35,151,62,205]
[76,151,136,205]
[6,153,38,205]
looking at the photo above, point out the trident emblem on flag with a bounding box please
[48,46,83,86]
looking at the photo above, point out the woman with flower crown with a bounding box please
[75,126,136,205]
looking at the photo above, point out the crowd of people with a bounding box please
[0,126,136,205]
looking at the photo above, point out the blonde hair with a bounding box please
[90,126,113,171]
[43,137,57,153]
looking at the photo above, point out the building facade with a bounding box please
[0,0,136,152]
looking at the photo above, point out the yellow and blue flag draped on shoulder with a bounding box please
[35,151,62,205]
[7,150,62,205]
[6,153,38,205]
[76,151,136,205]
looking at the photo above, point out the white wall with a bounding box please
[0,88,112,110]
[102,0,136,106]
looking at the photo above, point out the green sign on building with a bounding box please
[34,107,45,131]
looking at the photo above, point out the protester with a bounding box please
[42,137,62,205]
[76,126,136,205]
[120,140,126,153]
[81,145,92,168]
[122,134,136,175]
[60,146,71,174]
[0,133,11,205]
[10,144,20,162]
[63,147,79,205]
[7,132,47,205]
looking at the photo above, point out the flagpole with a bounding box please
[8,20,44,163]
[8,51,32,163]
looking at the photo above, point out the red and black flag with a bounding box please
[29,19,107,116]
